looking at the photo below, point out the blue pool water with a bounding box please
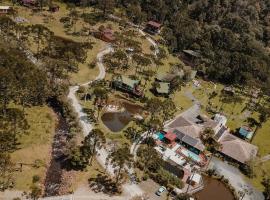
[156,132,165,140]
[182,149,200,162]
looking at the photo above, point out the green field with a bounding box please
[11,106,56,191]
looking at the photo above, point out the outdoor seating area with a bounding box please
[153,131,207,166]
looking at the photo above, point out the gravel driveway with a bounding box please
[209,157,264,200]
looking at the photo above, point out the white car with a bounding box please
[155,186,166,196]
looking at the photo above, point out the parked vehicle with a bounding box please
[155,186,166,196]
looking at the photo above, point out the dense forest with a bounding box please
[0,16,90,190]
[86,0,270,93]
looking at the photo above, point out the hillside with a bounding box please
[111,0,270,92]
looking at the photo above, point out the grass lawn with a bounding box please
[71,158,106,191]
[252,120,270,157]
[70,38,106,85]
[250,119,270,190]
[172,84,194,113]
[10,106,56,191]
[249,160,270,191]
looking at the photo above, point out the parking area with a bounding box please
[138,179,168,200]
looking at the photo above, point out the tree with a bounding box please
[82,129,106,165]
[98,0,115,17]
[132,53,152,75]
[146,98,163,118]
[108,144,133,184]
[124,127,141,142]
[29,185,42,200]
[68,6,79,32]
[162,99,176,120]
[0,16,16,42]
[137,145,162,173]
[201,128,221,152]
[93,87,108,119]
[175,194,191,200]
[0,153,14,191]
[113,49,128,70]
[28,24,52,60]
[262,177,270,200]
[66,145,87,170]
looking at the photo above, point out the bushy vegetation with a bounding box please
[128,1,270,90]
[150,168,183,189]
[84,0,270,94]
[0,15,92,191]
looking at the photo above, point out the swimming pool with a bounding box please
[181,149,201,162]
[156,131,165,140]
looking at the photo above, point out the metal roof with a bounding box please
[116,75,139,88]
[183,50,201,58]
[173,129,185,140]
[0,6,11,9]
[182,135,198,147]
[147,21,161,28]
[214,126,227,140]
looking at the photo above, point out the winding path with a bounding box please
[67,45,144,198]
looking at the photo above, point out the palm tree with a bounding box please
[201,128,221,152]
[108,144,133,184]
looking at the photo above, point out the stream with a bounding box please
[43,99,69,197]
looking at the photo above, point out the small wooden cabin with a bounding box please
[0,6,12,14]
[144,21,161,34]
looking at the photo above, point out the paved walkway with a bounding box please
[209,157,264,200]
[260,154,270,163]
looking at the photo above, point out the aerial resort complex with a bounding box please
[0,1,270,200]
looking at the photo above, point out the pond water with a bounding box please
[195,176,235,200]
[101,102,143,132]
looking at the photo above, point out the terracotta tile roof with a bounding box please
[147,21,161,28]
[165,132,177,141]
[218,132,258,164]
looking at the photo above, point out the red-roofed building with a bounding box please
[100,29,115,43]
[164,132,177,142]
[144,21,162,34]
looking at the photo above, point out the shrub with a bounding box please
[32,175,40,183]
[88,60,96,69]
[150,168,183,189]
[142,174,149,181]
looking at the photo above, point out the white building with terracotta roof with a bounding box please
[218,131,258,164]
